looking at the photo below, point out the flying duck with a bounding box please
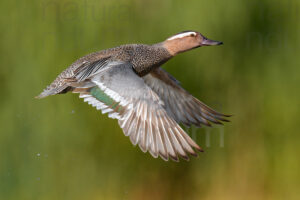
[37,31,230,161]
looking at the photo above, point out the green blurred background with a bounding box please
[1,0,299,199]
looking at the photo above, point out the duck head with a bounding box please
[163,31,223,56]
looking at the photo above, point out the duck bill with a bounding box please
[201,38,223,46]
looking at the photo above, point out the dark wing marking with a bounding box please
[73,57,111,81]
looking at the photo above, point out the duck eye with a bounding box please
[190,33,196,37]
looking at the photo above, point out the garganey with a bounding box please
[37,31,230,161]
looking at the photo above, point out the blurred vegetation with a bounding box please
[0,0,299,199]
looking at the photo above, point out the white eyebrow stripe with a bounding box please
[167,32,197,41]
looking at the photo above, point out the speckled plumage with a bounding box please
[37,31,229,161]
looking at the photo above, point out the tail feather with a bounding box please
[35,85,69,99]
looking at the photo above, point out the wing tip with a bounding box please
[222,113,233,117]
[170,155,180,162]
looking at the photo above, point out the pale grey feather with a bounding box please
[82,63,203,161]
[143,68,230,127]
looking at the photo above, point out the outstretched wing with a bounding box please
[74,63,203,161]
[143,68,230,127]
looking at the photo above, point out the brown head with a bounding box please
[163,31,223,56]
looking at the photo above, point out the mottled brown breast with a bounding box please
[131,44,172,76]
